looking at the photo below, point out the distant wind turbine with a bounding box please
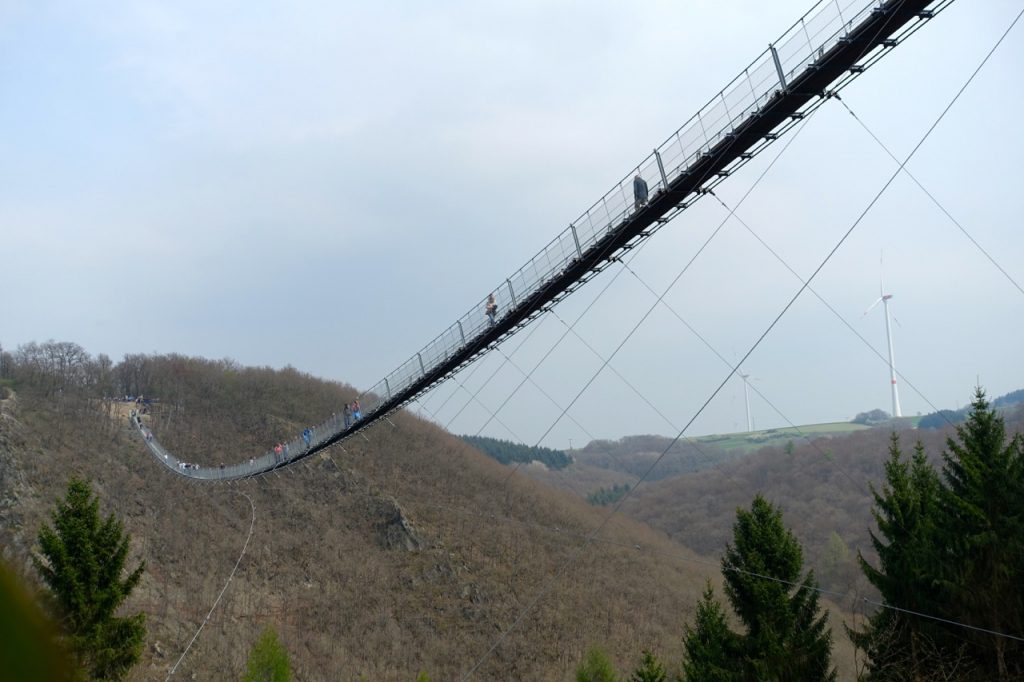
[864,278,902,419]
[738,371,755,432]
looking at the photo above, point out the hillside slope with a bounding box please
[619,407,1024,598]
[1,353,717,680]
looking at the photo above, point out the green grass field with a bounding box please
[695,421,872,452]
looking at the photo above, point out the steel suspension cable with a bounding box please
[486,345,598,442]
[834,95,1024,299]
[166,489,256,680]
[547,308,681,434]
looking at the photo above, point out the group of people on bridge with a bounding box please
[273,441,289,461]
[269,400,363,464]
[129,409,154,442]
[343,400,362,428]
[129,386,373,474]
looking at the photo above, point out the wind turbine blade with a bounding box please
[863,297,883,316]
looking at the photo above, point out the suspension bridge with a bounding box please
[135,0,955,480]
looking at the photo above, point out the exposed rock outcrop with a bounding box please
[371,496,423,552]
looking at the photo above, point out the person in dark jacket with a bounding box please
[633,172,649,210]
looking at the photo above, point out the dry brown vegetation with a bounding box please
[1,350,723,680]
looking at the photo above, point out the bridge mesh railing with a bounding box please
[143,0,908,479]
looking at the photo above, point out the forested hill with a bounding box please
[917,386,1024,429]
[0,340,717,680]
[619,402,1024,598]
[460,434,571,470]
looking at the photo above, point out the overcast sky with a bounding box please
[3,1,1022,448]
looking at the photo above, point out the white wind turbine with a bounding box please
[864,278,902,418]
[738,371,755,432]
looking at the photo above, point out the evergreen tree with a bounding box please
[33,478,145,681]
[681,583,739,681]
[459,434,571,469]
[937,389,1024,680]
[587,483,632,507]
[852,391,1024,680]
[722,495,835,681]
[576,646,618,682]
[630,650,667,682]
[849,434,951,679]
[242,626,291,682]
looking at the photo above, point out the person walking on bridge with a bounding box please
[302,427,312,450]
[485,293,497,326]
[633,172,649,211]
[353,400,362,421]
[344,403,352,428]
